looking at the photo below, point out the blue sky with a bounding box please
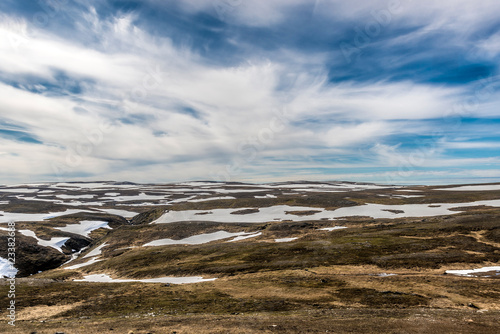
[0,0,500,185]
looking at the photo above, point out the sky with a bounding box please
[0,0,500,185]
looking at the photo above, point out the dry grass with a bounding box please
[2,186,500,332]
[2,309,500,333]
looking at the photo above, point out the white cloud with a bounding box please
[442,141,500,149]
[0,3,498,184]
[169,0,500,33]
[287,80,462,121]
[325,122,389,147]
[174,0,307,26]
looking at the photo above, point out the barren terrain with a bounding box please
[1,181,499,333]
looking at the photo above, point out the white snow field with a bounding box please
[14,196,106,207]
[445,266,500,277]
[153,200,500,224]
[255,194,277,199]
[229,232,262,242]
[435,184,500,191]
[99,192,168,202]
[275,237,299,242]
[143,231,260,247]
[0,257,17,278]
[0,188,39,193]
[18,229,69,252]
[64,243,109,269]
[55,220,112,237]
[56,194,96,199]
[74,273,217,284]
[0,209,95,223]
[83,243,108,258]
[96,208,139,218]
[51,182,140,190]
[65,257,103,270]
[187,196,236,202]
[377,273,397,277]
[319,226,348,231]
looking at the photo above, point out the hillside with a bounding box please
[1,181,499,333]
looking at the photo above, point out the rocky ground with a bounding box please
[0,181,499,333]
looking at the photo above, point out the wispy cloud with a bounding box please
[0,1,499,184]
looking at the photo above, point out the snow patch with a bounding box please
[83,243,108,259]
[320,226,347,231]
[0,188,39,193]
[74,273,217,284]
[445,266,500,277]
[436,185,500,191]
[206,188,268,194]
[394,195,425,198]
[0,257,17,278]
[0,209,95,223]
[187,196,236,202]
[180,182,220,187]
[229,232,262,242]
[154,199,500,224]
[100,192,167,202]
[55,220,111,237]
[377,273,397,277]
[275,237,298,243]
[18,229,69,253]
[56,194,96,199]
[53,183,139,190]
[143,231,257,247]
[255,194,277,199]
[65,257,103,270]
[96,208,139,218]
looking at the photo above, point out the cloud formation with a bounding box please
[0,0,499,184]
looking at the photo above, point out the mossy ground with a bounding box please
[1,186,499,332]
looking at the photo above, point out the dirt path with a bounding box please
[469,230,500,249]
